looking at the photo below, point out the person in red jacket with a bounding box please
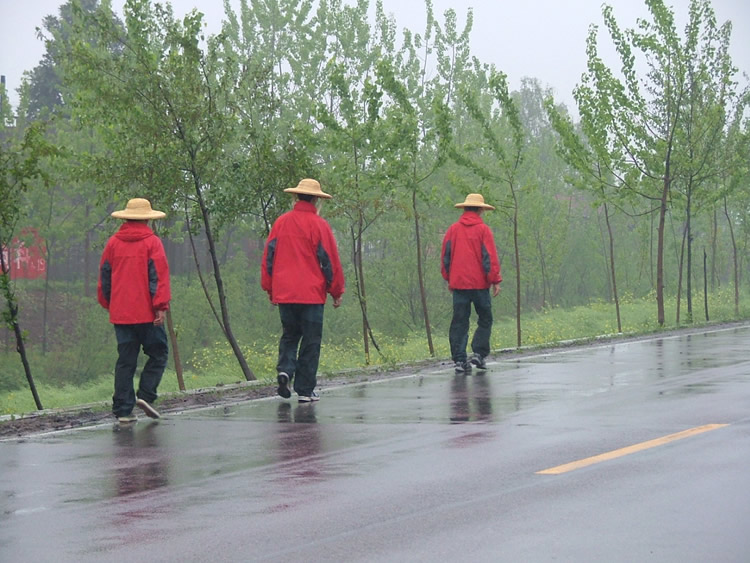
[262,179,345,402]
[98,198,171,423]
[441,193,502,373]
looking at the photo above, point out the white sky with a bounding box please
[1,0,749,114]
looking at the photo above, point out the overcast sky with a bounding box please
[1,0,748,113]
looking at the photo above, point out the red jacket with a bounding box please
[98,221,171,324]
[261,200,345,304]
[441,211,502,290]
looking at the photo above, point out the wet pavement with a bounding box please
[2,326,750,562]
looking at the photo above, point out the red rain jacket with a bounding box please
[98,221,171,324]
[441,211,502,290]
[261,200,345,304]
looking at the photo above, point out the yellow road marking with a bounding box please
[536,424,729,475]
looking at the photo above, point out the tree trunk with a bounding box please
[685,186,693,322]
[676,223,687,325]
[597,210,612,302]
[413,190,434,356]
[42,240,51,355]
[603,203,622,333]
[185,207,226,335]
[351,217,380,364]
[166,309,185,391]
[358,221,370,363]
[84,204,91,298]
[535,234,548,309]
[703,248,709,322]
[511,186,522,348]
[656,178,670,326]
[12,315,43,410]
[194,178,255,381]
[710,208,718,291]
[0,252,43,410]
[723,196,739,316]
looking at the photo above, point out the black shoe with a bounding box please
[469,353,487,370]
[454,361,471,373]
[277,372,291,399]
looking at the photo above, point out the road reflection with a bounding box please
[275,402,323,482]
[447,373,495,449]
[450,374,493,423]
[112,422,169,497]
[100,422,174,551]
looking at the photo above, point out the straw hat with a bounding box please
[283,178,332,199]
[111,198,167,220]
[454,193,495,210]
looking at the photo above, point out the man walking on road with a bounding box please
[441,193,502,373]
[261,179,345,403]
[98,198,171,423]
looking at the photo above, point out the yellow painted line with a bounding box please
[536,424,729,475]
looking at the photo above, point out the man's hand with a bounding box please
[154,310,166,326]
[333,296,343,308]
[491,283,501,297]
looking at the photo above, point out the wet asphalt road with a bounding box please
[2,326,750,562]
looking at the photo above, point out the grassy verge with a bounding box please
[2,291,748,416]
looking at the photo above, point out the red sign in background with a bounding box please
[1,228,47,280]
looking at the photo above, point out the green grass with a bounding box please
[2,290,748,417]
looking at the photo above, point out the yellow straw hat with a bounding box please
[454,193,495,210]
[283,178,332,199]
[111,198,166,220]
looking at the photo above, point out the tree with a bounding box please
[717,90,750,316]
[315,0,401,364]
[0,120,55,410]
[546,81,628,332]
[374,0,465,357]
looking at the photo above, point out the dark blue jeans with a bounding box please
[113,323,169,417]
[449,289,493,363]
[277,304,324,396]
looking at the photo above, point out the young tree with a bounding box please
[545,84,629,332]
[374,0,468,356]
[717,92,750,316]
[0,121,54,410]
[314,0,400,364]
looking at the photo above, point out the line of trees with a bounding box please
[1,0,748,409]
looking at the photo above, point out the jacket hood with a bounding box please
[115,221,155,242]
[458,211,484,227]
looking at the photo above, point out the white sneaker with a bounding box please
[136,398,161,419]
[298,391,320,403]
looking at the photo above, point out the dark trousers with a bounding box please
[277,304,324,396]
[113,323,169,417]
[449,289,493,363]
